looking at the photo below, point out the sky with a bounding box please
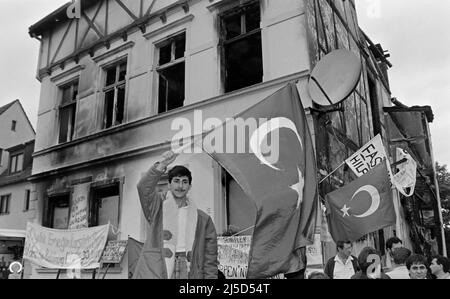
[0,0,449,166]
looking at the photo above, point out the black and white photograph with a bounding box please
[0,0,449,285]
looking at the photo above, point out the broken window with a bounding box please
[47,194,70,229]
[58,80,79,144]
[9,153,24,174]
[103,61,127,129]
[220,1,263,92]
[0,194,11,215]
[157,32,186,114]
[90,183,120,240]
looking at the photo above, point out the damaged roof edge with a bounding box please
[29,0,100,37]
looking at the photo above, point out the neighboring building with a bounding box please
[27,0,444,278]
[0,100,35,279]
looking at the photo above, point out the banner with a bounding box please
[393,148,417,197]
[306,234,323,266]
[68,183,90,229]
[23,222,109,269]
[218,236,251,279]
[100,240,128,264]
[345,134,388,177]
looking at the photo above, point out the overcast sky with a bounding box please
[1,0,449,166]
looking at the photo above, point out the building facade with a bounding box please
[27,0,445,278]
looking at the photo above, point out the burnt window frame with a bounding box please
[155,31,186,114]
[219,0,263,93]
[102,59,128,129]
[58,79,79,144]
[45,192,71,229]
[0,194,11,215]
[9,152,24,174]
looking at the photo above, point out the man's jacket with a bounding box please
[132,165,218,279]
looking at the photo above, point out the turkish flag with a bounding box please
[325,162,396,242]
[202,84,318,278]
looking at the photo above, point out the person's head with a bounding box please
[357,247,381,275]
[392,247,412,266]
[168,166,192,199]
[430,255,450,276]
[336,241,353,259]
[386,237,403,253]
[406,254,428,279]
[308,272,329,279]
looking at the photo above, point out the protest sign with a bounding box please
[345,134,389,177]
[218,236,251,279]
[23,222,109,269]
[100,240,128,264]
[68,183,90,229]
[306,234,323,266]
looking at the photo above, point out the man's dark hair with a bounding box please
[406,254,428,270]
[392,247,411,265]
[386,237,402,250]
[357,247,380,273]
[168,166,192,184]
[336,241,352,250]
[432,255,450,273]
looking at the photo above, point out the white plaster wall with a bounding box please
[0,182,34,231]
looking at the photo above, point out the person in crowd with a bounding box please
[324,241,359,279]
[133,150,219,279]
[430,255,450,279]
[385,247,411,279]
[406,254,429,279]
[351,247,390,279]
[384,237,403,270]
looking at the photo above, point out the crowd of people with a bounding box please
[308,237,450,279]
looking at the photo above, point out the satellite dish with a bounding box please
[308,49,362,106]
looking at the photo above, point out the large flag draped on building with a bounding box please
[201,84,318,278]
[325,162,396,242]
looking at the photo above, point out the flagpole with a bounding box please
[319,162,346,184]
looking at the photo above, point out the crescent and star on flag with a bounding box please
[340,185,381,218]
[249,117,305,210]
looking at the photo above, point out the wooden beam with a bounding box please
[145,0,157,16]
[51,19,74,64]
[82,11,104,39]
[114,0,138,21]
[78,0,104,49]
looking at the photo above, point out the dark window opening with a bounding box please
[9,153,24,174]
[47,194,70,229]
[103,61,127,129]
[0,148,3,166]
[24,190,31,212]
[221,1,263,93]
[58,80,79,144]
[368,75,381,135]
[11,120,17,132]
[0,195,11,215]
[157,33,186,114]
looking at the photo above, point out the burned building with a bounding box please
[26,0,444,278]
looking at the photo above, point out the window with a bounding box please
[9,153,24,174]
[220,1,263,92]
[0,148,3,166]
[11,120,17,132]
[47,194,70,229]
[58,80,79,144]
[0,195,11,215]
[24,190,31,212]
[90,184,120,239]
[157,32,186,114]
[103,61,127,129]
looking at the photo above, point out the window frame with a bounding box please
[155,31,187,114]
[102,59,128,129]
[58,79,79,144]
[219,0,263,93]
[44,192,71,229]
[24,189,31,212]
[11,120,17,132]
[0,194,11,215]
[9,152,24,174]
